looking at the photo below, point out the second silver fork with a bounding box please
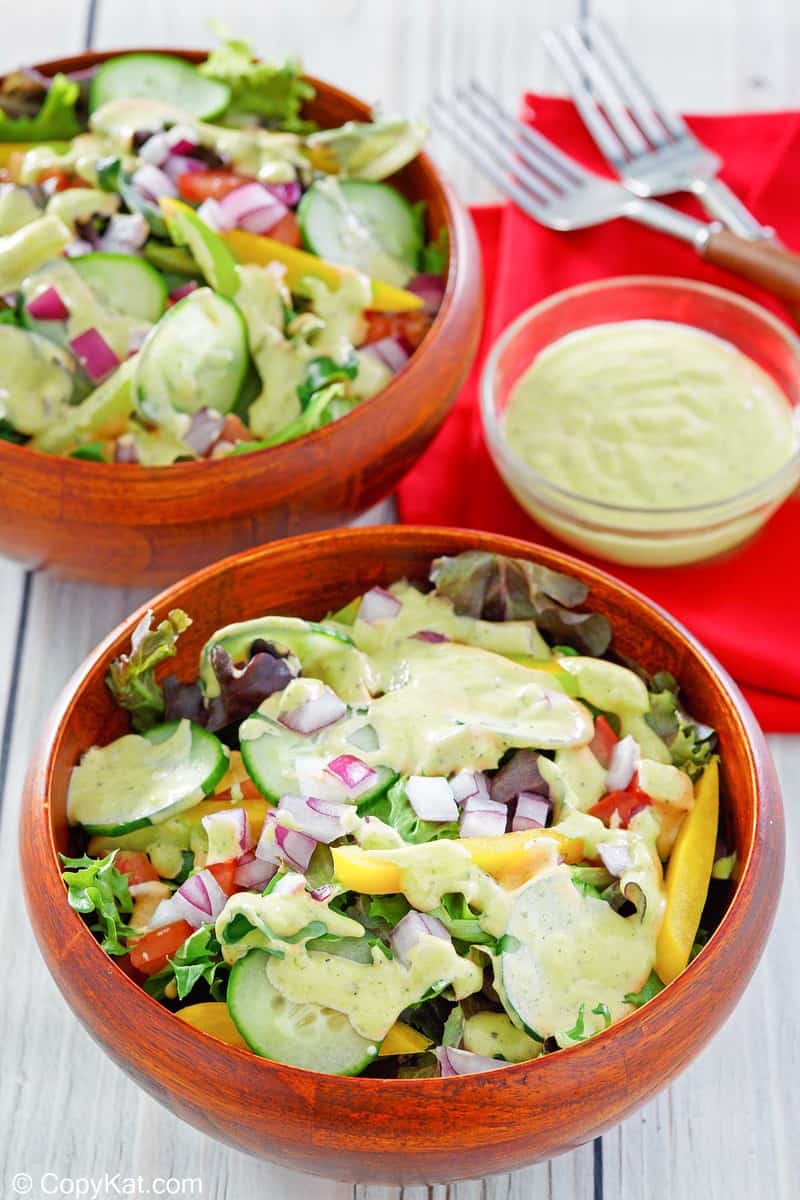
[542,17,771,240]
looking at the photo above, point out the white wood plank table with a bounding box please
[1,3,798,1198]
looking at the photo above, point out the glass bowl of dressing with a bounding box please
[481,276,800,566]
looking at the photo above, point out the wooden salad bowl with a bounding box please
[20,527,784,1184]
[0,51,482,587]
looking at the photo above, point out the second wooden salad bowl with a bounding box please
[20,527,783,1184]
[0,51,482,587]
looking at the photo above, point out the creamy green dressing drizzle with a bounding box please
[504,320,796,509]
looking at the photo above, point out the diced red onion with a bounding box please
[27,285,69,320]
[436,1047,502,1077]
[512,792,552,832]
[127,326,149,356]
[279,686,347,735]
[115,435,138,463]
[132,162,177,201]
[169,280,199,303]
[278,794,347,844]
[148,895,185,930]
[233,849,277,890]
[138,131,171,166]
[358,586,402,624]
[218,182,287,233]
[201,806,250,863]
[265,180,301,207]
[606,736,640,793]
[65,238,94,258]
[325,753,377,796]
[196,197,233,231]
[450,769,490,805]
[69,328,120,382]
[275,824,317,873]
[391,910,451,965]
[254,811,279,865]
[272,872,307,897]
[173,868,228,928]
[166,125,200,154]
[183,406,225,455]
[164,155,206,183]
[408,272,445,315]
[459,794,507,839]
[406,776,458,823]
[412,629,449,643]
[598,841,634,878]
[362,336,410,374]
[99,212,149,254]
[311,883,335,902]
[490,750,549,806]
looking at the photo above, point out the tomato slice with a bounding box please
[115,850,159,886]
[589,779,652,829]
[177,170,250,204]
[129,920,193,975]
[362,309,432,350]
[589,715,619,768]
[207,860,237,896]
[267,211,302,246]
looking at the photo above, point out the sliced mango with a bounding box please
[222,227,424,312]
[655,758,719,984]
[378,1021,432,1057]
[331,829,584,895]
[176,1002,248,1049]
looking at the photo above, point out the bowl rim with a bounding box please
[22,524,784,1092]
[480,274,800,520]
[0,48,460,480]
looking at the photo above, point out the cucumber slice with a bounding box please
[90,54,230,119]
[241,712,396,805]
[0,325,76,436]
[71,253,167,322]
[199,616,369,702]
[298,179,422,283]
[134,287,248,423]
[67,719,227,836]
[227,949,380,1074]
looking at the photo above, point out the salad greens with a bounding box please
[62,550,726,1078]
[0,33,443,463]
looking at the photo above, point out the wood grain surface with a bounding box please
[1,2,798,1198]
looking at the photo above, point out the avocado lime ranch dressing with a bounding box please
[62,550,721,1076]
[503,320,795,510]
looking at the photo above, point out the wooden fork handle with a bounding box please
[702,228,800,306]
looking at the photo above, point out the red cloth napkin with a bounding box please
[398,98,800,732]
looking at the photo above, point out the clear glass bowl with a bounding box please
[481,276,800,566]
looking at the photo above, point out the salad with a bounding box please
[0,35,445,464]
[62,550,732,1078]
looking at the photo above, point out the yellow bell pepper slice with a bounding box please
[0,141,69,169]
[176,1003,248,1049]
[222,227,424,313]
[331,829,584,895]
[655,758,719,984]
[378,1021,432,1057]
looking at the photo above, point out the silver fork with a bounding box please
[431,85,800,308]
[542,17,770,240]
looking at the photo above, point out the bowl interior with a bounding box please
[49,527,757,931]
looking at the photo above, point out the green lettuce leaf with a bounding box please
[441,1004,464,1047]
[0,73,81,142]
[624,970,665,1008]
[367,894,411,928]
[297,350,358,410]
[430,550,612,655]
[645,671,716,780]
[433,893,495,946]
[168,924,228,1001]
[420,227,448,275]
[361,777,460,845]
[200,32,315,132]
[61,850,132,955]
[106,608,192,732]
[306,118,428,181]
